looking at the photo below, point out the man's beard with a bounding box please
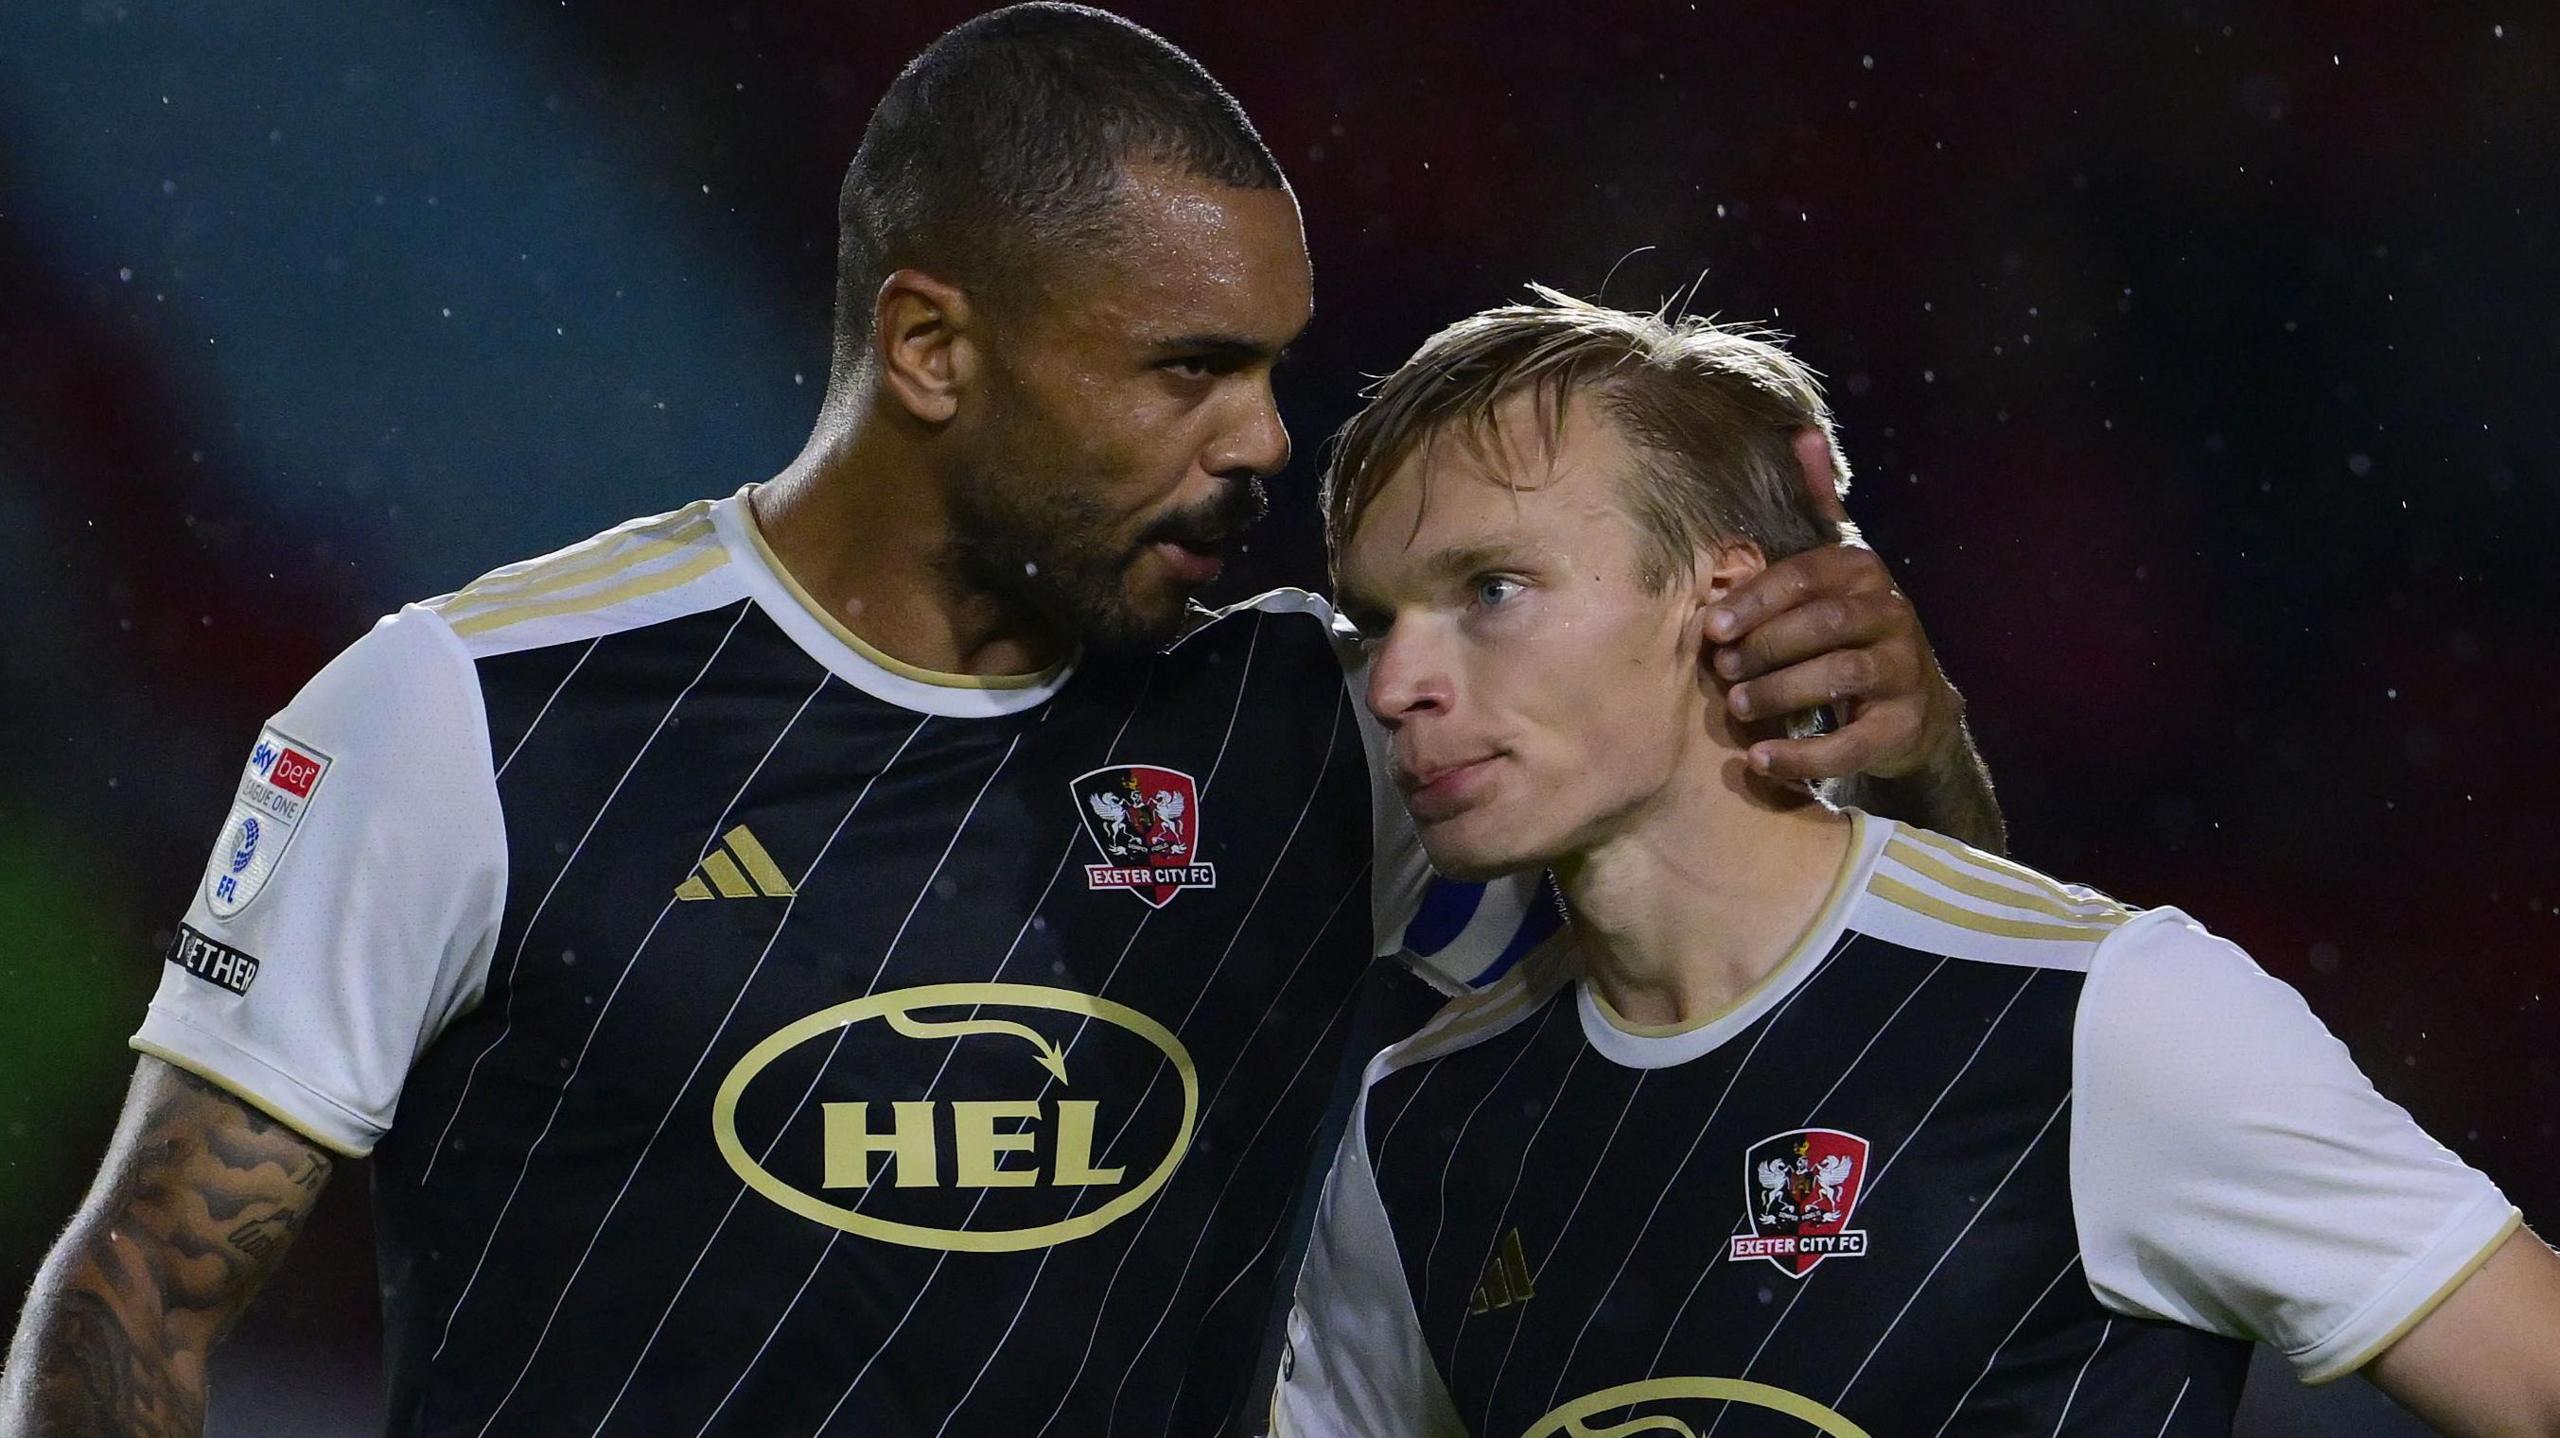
[943,433,1268,658]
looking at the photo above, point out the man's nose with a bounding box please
[1207,375,1291,480]
[1364,620,1451,731]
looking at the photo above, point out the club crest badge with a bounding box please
[1072,765,1216,908]
[1729,1127,1871,1278]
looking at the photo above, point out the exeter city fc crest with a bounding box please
[1729,1128,1871,1278]
[1072,765,1217,908]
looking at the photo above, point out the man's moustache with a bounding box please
[1143,480,1269,549]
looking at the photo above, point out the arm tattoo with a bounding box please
[1,1058,335,1438]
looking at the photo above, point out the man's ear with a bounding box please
[872,268,977,425]
[1685,539,1767,657]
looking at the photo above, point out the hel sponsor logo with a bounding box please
[1523,1378,1872,1438]
[166,923,260,996]
[1072,764,1216,907]
[1731,1127,1872,1278]
[712,984,1197,1253]
[205,727,333,919]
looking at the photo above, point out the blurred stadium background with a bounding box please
[2,3,2551,1432]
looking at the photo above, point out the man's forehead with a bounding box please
[1341,402,1630,588]
[1342,449,1540,589]
[1388,403,1622,529]
[1089,171,1311,335]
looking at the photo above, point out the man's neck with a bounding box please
[1557,768,1856,1031]
[749,408,1068,679]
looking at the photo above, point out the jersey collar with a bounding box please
[1576,811,1889,1070]
[714,486,1075,718]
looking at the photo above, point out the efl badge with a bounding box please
[1730,1127,1871,1278]
[203,727,333,920]
[1073,765,1216,908]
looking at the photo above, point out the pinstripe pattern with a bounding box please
[1831,1090,2076,1405]
[2152,1378,2192,1435]
[362,558,1424,1436]
[806,667,1190,1434]
[1928,1256,2086,1438]
[687,732,1027,1435]
[1030,695,1356,1437]
[1699,965,2045,1408]
[495,637,598,777]
[465,665,834,1435]
[579,711,934,1437]
[1530,934,1869,1420]
[420,599,755,1196]
[2048,1320,2115,1436]
[1344,824,2253,1438]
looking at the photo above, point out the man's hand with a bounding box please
[1701,431,2006,852]
[0,1056,335,1438]
[1706,543,1960,783]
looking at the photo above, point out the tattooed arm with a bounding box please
[0,1056,335,1438]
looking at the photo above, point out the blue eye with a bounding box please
[1475,577,1524,607]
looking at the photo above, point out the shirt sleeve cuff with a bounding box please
[131,1007,382,1157]
[2293,1189,2522,1383]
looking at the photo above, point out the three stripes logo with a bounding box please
[675,825,798,901]
[1468,1227,1536,1314]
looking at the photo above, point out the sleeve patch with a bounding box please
[203,727,334,918]
[166,922,261,996]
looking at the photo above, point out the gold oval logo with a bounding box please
[711,983,1198,1253]
[1520,1377,1871,1438]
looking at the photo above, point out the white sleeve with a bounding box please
[2071,908,2520,1383]
[131,604,507,1155]
[1274,1099,1469,1438]
[1339,625,1560,994]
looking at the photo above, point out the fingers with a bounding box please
[1726,646,1910,723]
[1745,705,1923,784]
[1714,590,1910,685]
[1791,429,1852,525]
[1703,544,1894,644]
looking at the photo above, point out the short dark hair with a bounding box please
[831,3,1286,385]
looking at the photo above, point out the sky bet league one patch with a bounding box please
[203,727,332,920]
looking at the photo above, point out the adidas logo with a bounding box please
[675,825,798,901]
[1468,1227,1536,1314]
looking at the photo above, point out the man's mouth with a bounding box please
[1147,536,1226,585]
[1396,752,1501,822]
[1138,481,1267,587]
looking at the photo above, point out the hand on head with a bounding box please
[1702,430,1966,786]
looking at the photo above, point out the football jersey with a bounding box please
[1277,813,2517,1438]
[132,487,1554,1437]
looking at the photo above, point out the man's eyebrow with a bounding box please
[1148,333,1282,364]
[1417,541,1540,580]
[1334,542,1542,623]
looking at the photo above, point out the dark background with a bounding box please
[2,3,2551,1432]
